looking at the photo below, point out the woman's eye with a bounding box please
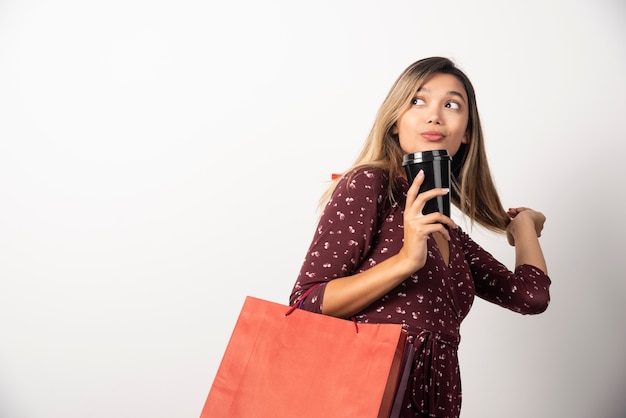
[446,101,460,110]
[412,98,425,105]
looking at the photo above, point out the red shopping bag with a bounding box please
[199,295,411,418]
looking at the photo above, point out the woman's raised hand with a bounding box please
[397,170,457,273]
[506,207,546,246]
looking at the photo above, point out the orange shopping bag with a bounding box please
[199,294,413,418]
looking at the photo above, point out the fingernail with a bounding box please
[417,169,424,177]
[442,188,449,193]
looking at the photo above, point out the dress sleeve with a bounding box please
[459,228,551,314]
[289,168,389,313]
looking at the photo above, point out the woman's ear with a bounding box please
[462,132,469,144]
[391,124,398,135]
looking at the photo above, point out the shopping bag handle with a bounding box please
[285,283,359,333]
[285,283,323,316]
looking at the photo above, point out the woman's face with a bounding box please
[392,73,470,157]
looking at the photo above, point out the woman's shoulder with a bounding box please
[328,166,391,205]
[341,166,406,192]
[327,166,406,214]
[344,165,388,180]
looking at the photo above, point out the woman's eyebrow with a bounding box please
[416,87,466,102]
[447,91,467,102]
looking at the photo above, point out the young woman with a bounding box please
[289,57,551,417]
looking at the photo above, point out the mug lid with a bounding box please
[402,149,451,165]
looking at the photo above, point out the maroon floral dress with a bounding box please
[289,167,551,418]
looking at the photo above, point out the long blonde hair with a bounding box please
[320,57,510,233]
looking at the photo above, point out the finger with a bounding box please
[428,222,454,241]
[421,212,458,231]
[405,170,424,211]
[411,188,451,219]
[407,220,452,241]
[413,187,450,208]
[406,169,425,206]
[509,207,531,214]
[507,208,521,217]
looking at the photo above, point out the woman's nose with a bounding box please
[427,113,441,124]
[427,107,442,124]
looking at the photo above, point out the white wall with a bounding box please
[1,1,624,417]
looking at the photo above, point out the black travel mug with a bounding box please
[402,150,452,217]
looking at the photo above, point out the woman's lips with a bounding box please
[421,131,445,141]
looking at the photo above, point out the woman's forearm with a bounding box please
[321,254,413,318]
[510,216,548,274]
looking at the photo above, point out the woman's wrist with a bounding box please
[507,214,533,238]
